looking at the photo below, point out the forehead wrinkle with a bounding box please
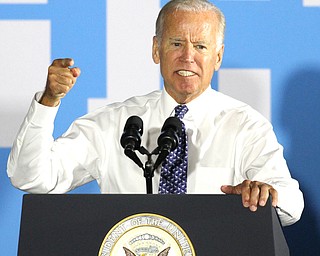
[169,37,185,42]
[166,23,215,43]
[162,11,219,51]
[168,37,211,48]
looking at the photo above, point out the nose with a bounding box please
[179,43,195,63]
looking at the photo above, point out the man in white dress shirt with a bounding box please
[7,0,303,226]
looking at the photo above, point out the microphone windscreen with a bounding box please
[124,115,143,135]
[161,116,182,136]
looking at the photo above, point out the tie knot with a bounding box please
[175,105,188,119]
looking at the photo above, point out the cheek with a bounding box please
[160,54,176,72]
[202,56,217,73]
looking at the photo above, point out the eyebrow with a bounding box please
[168,37,208,45]
[169,37,185,42]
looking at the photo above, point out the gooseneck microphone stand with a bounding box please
[121,115,182,194]
[134,146,160,194]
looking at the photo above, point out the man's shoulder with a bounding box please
[122,90,162,106]
[83,90,162,119]
[210,89,270,124]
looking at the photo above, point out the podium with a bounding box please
[18,194,289,255]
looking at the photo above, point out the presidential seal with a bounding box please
[98,213,195,256]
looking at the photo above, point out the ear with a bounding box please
[152,36,160,64]
[214,44,224,71]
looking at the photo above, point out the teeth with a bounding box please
[177,70,195,77]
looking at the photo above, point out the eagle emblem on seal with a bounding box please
[123,246,170,256]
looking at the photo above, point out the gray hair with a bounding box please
[155,0,226,48]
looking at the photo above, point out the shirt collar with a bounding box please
[160,86,215,124]
[160,88,180,118]
[185,86,214,125]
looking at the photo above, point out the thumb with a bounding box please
[220,185,241,195]
[61,58,74,68]
[52,58,74,68]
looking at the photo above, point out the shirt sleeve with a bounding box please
[237,115,304,226]
[7,92,97,193]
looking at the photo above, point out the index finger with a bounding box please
[51,58,74,68]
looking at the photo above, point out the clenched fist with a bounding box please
[40,58,81,107]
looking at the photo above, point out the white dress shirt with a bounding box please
[7,87,304,226]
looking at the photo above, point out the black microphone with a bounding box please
[120,116,144,168]
[153,116,182,170]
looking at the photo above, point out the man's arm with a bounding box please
[7,58,83,193]
[220,115,304,226]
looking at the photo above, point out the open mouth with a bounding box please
[177,70,196,77]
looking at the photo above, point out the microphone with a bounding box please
[153,116,182,170]
[120,116,144,168]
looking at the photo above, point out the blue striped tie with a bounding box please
[159,105,188,194]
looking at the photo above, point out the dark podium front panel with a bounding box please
[18,194,289,256]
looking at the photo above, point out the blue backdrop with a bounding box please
[0,1,319,255]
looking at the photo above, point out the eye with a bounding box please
[173,42,181,47]
[196,45,206,50]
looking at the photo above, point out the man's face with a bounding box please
[153,10,224,104]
